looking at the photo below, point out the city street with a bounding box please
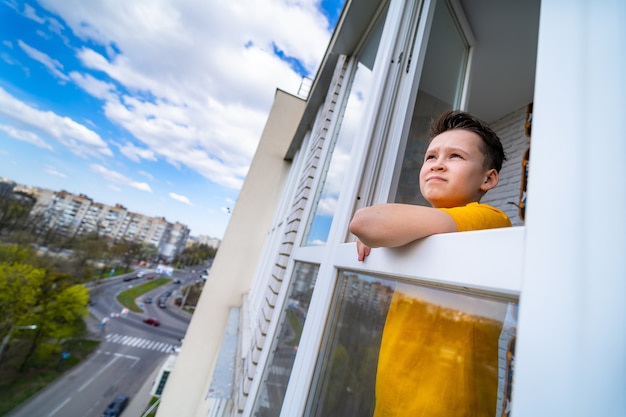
[5,267,201,417]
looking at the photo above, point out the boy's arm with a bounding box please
[349,203,457,249]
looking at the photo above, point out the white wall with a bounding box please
[156,90,306,417]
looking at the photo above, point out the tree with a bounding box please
[0,243,37,264]
[139,242,159,264]
[110,239,142,270]
[67,232,109,282]
[0,263,45,356]
[20,280,89,369]
[0,189,34,236]
[173,243,217,267]
[0,245,90,368]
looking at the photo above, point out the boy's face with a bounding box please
[419,129,498,208]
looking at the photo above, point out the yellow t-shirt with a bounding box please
[438,202,512,231]
[374,203,512,417]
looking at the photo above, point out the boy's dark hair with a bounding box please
[430,110,507,172]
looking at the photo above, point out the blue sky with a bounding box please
[0,0,345,239]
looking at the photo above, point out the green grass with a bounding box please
[117,277,171,312]
[142,396,161,416]
[0,338,100,416]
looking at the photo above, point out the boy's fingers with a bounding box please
[356,240,371,262]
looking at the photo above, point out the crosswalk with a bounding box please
[105,333,178,353]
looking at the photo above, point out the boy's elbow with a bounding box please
[349,209,378,246]
[350,208,372,236]
[349,212,365,238]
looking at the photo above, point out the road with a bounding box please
[6,267,203,417]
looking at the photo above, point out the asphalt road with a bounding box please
[6,267,201,417]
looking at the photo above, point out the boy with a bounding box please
[350,110,511,259]
[349,110,512,416]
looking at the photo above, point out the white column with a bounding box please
[513,1,626,416]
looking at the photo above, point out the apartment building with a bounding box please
[43,191,92,237]
[160,222,191,260]
[157,1,625,416]
[187,235,221,250]
[29,189,189,259]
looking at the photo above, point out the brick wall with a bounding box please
[481,105,531,226]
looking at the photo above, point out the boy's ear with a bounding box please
[480,168,499,192]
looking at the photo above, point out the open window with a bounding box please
[252,0,540,415]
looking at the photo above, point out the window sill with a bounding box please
[334,226,525,296]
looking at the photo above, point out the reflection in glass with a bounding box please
[394,0,470,205]
[252,262,319,417]
[308,272,517,417]
[306,272,395,417]
[303,9,386,246]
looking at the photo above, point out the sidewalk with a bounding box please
[124,356,167,417]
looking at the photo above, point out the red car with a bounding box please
[145,274,154,280]
[143,317,160,326]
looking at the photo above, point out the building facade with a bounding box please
[157,1,626,416]
[28,189,189,259]
[187,235,221,250]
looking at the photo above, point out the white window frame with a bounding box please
[271,0,527,415]
[274,2,413,415]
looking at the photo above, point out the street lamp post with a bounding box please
[0,324,37,359]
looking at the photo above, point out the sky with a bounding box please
[0,0,345,239]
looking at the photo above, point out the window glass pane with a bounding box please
[307,271,517,417]
[252,262,319,416]
[394,0,469,205]
[303,8,387,246]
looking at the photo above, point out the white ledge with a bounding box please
[333,226,525,297]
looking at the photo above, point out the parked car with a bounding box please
[102,394,129,417]
[143,317,160,326]
[144,296,152,304]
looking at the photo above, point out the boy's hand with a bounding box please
[356,238,371,262]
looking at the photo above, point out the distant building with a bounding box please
[0,178,37,215]
[14,186,191,259]
[160,222,191,260]
[0,177,16,194]
[187,234,221,249]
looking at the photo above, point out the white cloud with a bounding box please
[44,166,67,178]
[90,163,152,192]
[130,181,152,192]
[315,195,338,217]
[0,87,113,158]
[138,170,154,180]
[23,4,46,24]
[108,184,122,192]
[18,40,69,80]
[0,124,54,150]
[33,0,334,190]
[169,192,193,206]
[116,141,157,163]
[69,71,117,101]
